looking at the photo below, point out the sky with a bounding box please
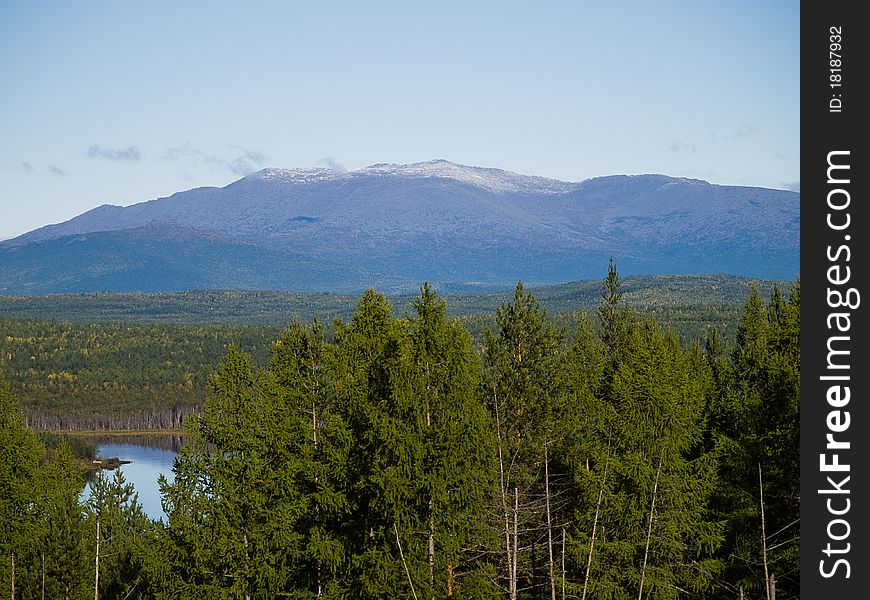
[0,0,799,240]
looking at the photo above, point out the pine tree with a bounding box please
[562,264,722,599]
[598,258,622,350]
[559,314,612,599]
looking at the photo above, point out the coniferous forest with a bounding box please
[1,267,799,599]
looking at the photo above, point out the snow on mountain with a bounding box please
[0,161,800,293]
[247,160,577,194]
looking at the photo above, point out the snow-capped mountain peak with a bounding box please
[353,159,577,194]
[246,160,577,194]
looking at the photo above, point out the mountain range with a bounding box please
[0,160,799,294]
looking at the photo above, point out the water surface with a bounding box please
[83,438,179,521]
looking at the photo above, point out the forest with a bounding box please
[1,266,799,599]
[1,320,278,430]
[0,276,770,432]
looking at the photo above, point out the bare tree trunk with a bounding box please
[447,563,455,597]
[768,574,776,600]
[495,400,516,600]
[395,524,420,600]
[428,509,435,600]
[561,528,566,600]
[312,401,318,448]
[759,464,771,600]
[545,443,557,600]
[94,519,100,600]
[582,452,609,600]
[10,552,14,600]
[243,532,251,600]
[42,552,45,600]
[512,486,519,600]
[427,402,435,600]
[638,450,664,600]
[312,400,323,598]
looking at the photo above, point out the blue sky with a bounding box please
[0,0,799,240]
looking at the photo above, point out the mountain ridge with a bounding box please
[1,160,799,293]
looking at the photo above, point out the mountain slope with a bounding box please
[0,224,381,294]
[1,160,799,293]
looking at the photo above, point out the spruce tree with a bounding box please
[710,282,800,599]
[159,345,306,598]
[331,290,410,598]
[588,322,722,599]
[0,371,44,599]
[483,282,564,599]
[35,440,89,600]
[85,468,151,599]
[403,284,496,599]
[268,318,352,597]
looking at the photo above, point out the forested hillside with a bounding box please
[0,275,780,431]
[1,270,799,599]
[0,274,779,324]
[0,320,277,430]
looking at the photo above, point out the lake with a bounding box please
[83,435,182,521]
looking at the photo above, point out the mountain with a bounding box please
[0,160,799,293]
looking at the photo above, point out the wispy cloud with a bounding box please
[86,145,142,162]
[48,164,67,177]
[163,143,201,160]
[316,156,347,172]
[669,141,696,154]
[207,147,269,176]
[21,162,34,172]
[227,147,269,176]
[164,143,269,176]
[708,125,757,144]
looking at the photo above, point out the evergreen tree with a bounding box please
[85,468,151,599]
[159,345,306,598]
[483,282,565,599]
[598,257,624,354]
[562,265,722,599]
[559,314,612,599]
[587,322,722,599]
[710,281,800,599]
[0,371,44,599]
[401,284,497,599]
[268,318,352,597]
[36,441,88,600]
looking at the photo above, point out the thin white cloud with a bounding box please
[708,125,757,144]
[163,143,202,160]
[87,145,142,161]
[163,143,269,176]
[669,141,696,154]
[48,164,67,177]
[227,146,269,175]
[316,156,347,172]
